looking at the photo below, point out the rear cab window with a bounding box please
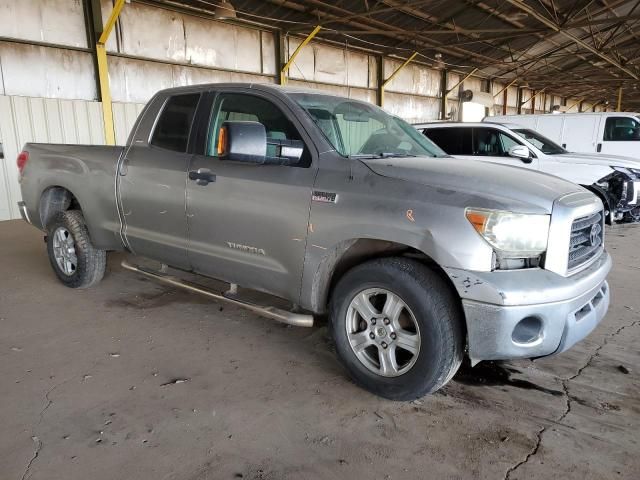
[150,93,201,152]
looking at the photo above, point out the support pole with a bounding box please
[516,88,523,114]
[439,69,448,120]
[520,88,546,112]
[617,86,623,111]
[96,0,125,145]
[376,54,384,107]
[437,67,477,118]
[280,25,321,85]
[380,51,418,107]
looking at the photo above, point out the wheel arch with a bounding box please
[39,185,81,228]
[309,238,463,321]
[583,184,612,224]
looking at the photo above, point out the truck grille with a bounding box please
[568,211,604,271]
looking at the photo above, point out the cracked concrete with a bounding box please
[1,220,638,480]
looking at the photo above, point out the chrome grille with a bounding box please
[568,211,603,271]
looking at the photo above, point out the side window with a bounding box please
[604,117,640,141]
[473,128,504,156]
[496,131,520,155]
[150,94,200,152]
[423,128,472,155]
[207,93,310,166]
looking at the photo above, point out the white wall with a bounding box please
[0,95,144,221]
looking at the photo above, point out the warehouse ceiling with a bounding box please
[154,0,640,108]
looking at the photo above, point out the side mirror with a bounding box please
[218,121,267,164]
[508,145,532,163]
[217,121,305,166]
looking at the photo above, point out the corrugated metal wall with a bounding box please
[0,96,144,221]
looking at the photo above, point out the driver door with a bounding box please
[185,90,317,300]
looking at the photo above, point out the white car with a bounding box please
[416,121,640,222]
[485,112,640,158]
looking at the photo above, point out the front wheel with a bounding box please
[46,210,106,288]
[329,258,464,400]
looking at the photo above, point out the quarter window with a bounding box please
[150,94,200,152]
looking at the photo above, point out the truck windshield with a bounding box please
[290,93,446,158]
[512,128,567,155]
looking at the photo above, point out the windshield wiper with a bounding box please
[347,152,417,159]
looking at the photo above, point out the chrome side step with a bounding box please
[121,260,314,328]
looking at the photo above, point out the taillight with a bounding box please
[17,151,29,175]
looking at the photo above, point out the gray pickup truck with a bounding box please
[17,83,611,400]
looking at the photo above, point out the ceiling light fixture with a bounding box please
[214,0,237,20]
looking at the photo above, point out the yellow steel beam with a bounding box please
[566,97,585,112]
[446,67,478,95]
[97,0,125,145]
[617,86,623,111]
[520,87,546,106]
[493,78,517,98]
[379,51,418,107]
[280,26,322,85]
[99,0,125,45]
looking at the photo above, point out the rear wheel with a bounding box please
[46,210,106,288]
[330,258,464,400]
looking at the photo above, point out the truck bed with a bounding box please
[19,143,125,250]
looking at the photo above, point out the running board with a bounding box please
[120,260,314,328]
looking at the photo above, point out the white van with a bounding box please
[417,121,640,222]
[485,112,640,158]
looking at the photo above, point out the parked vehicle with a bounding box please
[486,112,640,158]
[17,84,611,400]
[417,121,640,223]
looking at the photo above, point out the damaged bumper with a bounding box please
[597,170,640,222]
[444,251,611,364]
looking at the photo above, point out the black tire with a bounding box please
[46,210,106,288]
[329,258,464,401]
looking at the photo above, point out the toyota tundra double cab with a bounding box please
[16,83,611,400]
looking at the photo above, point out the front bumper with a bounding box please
[444,251,611,364]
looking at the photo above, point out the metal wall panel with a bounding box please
[384,92,440,123]
[383,58,441,97]
[288,39,375,90]
[0,42,97,100]
[0,95,146,221]
[447,73,460,98]
[108,56,273,103]
[113,102,145,145]
[0,0,87,48]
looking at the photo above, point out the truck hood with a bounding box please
[554,152,640,168]
[362,156,585,213]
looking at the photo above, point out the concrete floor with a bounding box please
[1,219,638,480]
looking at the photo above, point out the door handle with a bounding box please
[189,168,216,186]
[596,143,602,152]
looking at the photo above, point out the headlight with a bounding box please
[465,208,550,257]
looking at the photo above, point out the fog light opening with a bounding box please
[512,316,543,345]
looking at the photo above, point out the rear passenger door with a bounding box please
[422,127,473,157]
[185,90,317,300]
[118,92,201,269]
